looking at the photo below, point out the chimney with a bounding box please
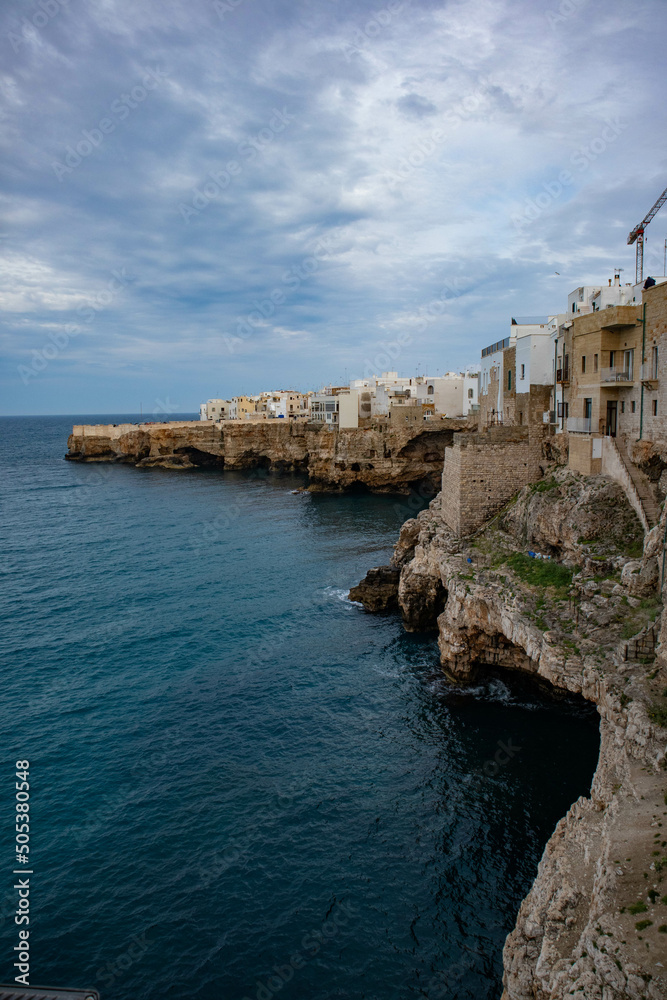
[608,278,612,286]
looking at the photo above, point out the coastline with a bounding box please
[65,416,474,493]
[351,469,667,998]
[64,417,667,993]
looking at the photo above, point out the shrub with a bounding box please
[635,919,653,931]
[628,901,648,915]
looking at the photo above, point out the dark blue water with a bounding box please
[0,416,599,1000]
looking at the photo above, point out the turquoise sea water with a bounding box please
[0,415,600,1000]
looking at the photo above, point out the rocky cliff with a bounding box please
[66,418,473,493]
[352,467,667,998]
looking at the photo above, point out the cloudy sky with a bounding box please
[1,0,667,415]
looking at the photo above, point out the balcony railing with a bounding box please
[556,367,570,384]
[600,366,633,383]
[566,416,592,434]
[640,363,659,381]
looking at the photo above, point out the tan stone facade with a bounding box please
[515,384,551,428]
[562,304,643,443]
[502,345,517,424]
[642,281,667,446]
[441,426,545,535]
[479,362,501,428]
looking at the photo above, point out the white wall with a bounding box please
[516,332,553,388]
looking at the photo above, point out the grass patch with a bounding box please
[628,901,648,915]
[505,552,572,593]
[635,919,653,931]
[648,704,667,729]
[626,539,645,558]
[531,477,558,494]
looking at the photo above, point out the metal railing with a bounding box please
[566,416,592,433]
[640,362,659,381]
[600,366,633,383]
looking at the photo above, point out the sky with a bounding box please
[1,0,667,415]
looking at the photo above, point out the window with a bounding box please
[652,346,659,379]
[584,398,592,419]
[653,400,658,416]
[572,302,576,313]
[631,400,636,413]
[520,364,525,380]
[621,401,625,413]
[508,370,512,390]
[594,354,598,372]
[623,349,634,379]
[609,350,615,368]
[467,388,474,398]
[582,356,586,373]
[427,385,434,394]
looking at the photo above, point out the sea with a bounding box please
[0,415,601,1000]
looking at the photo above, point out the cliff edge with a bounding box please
[66,418,473,493]
[352,467,667,998]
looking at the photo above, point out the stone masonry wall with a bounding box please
[644,281,667,446]
[441,426,545,535]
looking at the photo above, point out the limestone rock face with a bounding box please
[353,471,667,998]
[500,467,645,564]
[67,418,473,493]
[348,566,400,612]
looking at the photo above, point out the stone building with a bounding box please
[199,398,231,421]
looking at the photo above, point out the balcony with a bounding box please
[566,416,592,434]
[640,362,659,384]
[598,305,642,331]
[556,367,570,384]
[600,366,633,385]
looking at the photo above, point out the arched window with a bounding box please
[427,385,434,394]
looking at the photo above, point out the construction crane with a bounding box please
[627,184,667,283]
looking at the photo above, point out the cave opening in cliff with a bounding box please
[174,446,224,467]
